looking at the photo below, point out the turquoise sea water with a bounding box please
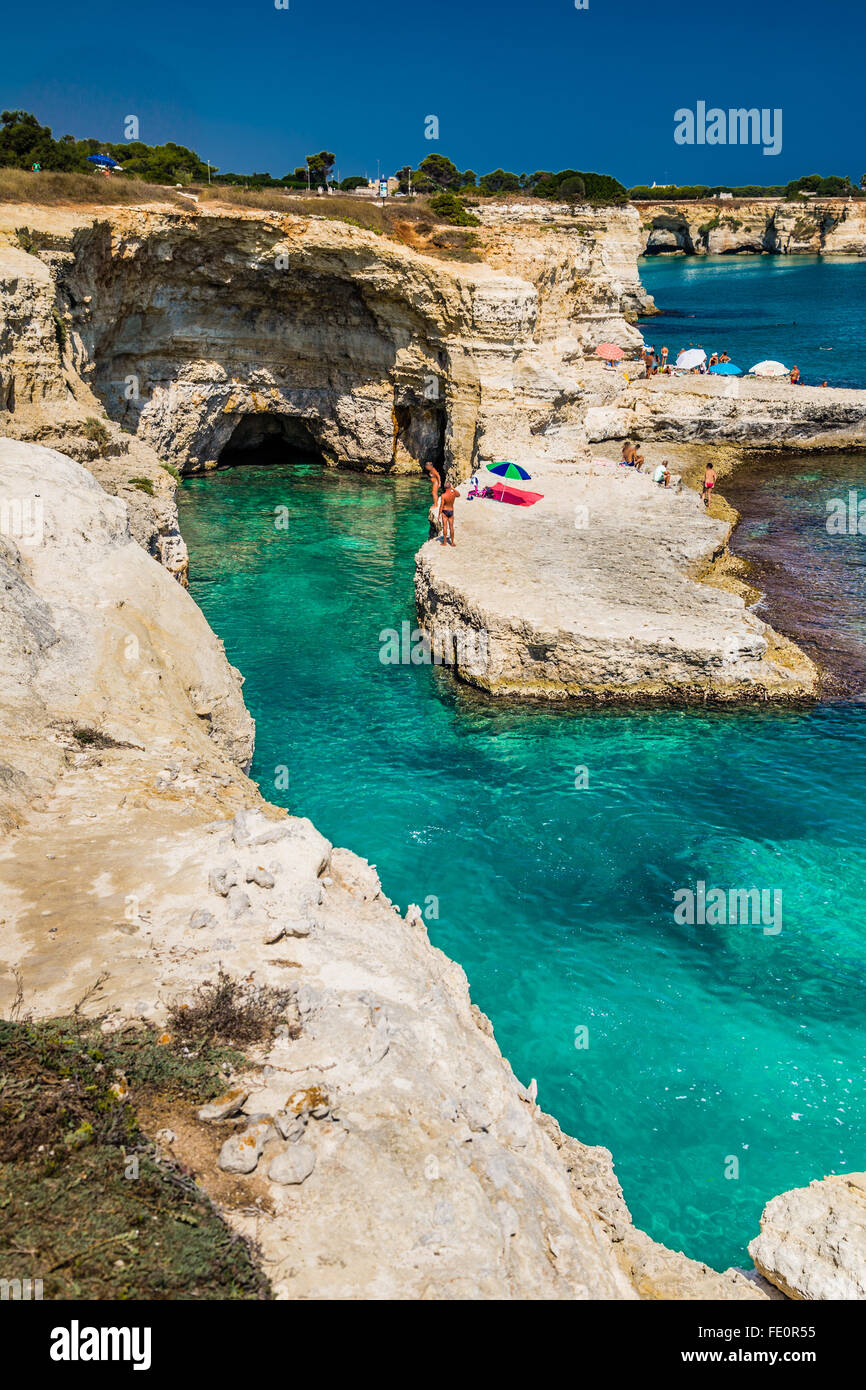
[180,455,866,1273]
[639,254,866,388]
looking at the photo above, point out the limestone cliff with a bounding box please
[415,457,818,704]
[0,200,652,498]
[637,197,866,257]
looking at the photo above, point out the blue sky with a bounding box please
[2,0,863,186]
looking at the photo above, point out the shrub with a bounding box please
[167,969,297,1046]
[81,416,111,448]
[428,191,480,226]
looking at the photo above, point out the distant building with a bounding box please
[367,176,399,197]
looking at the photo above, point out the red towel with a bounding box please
[490,484,544,506]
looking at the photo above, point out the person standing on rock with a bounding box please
[660,345,669,371]
[425,461,445,540]
[438,481,461,547]
[703,462,717,509]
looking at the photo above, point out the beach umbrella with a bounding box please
[595,342,626,361]
[675,348,707,370]
[87,154,122,169]
[708,362,743,376]
[486,461,532,481]
[748,359,789,377]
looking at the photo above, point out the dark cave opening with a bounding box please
[218,413,324,468]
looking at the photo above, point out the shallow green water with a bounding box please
[180,462,866,1271]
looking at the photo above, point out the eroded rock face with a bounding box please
[2,201,651,496]
[583,370,866,451]
[637,198,866,257]
[749,1173,866,1300]
[0,228,191,582]
[0,438,252,832]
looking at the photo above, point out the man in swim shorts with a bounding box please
[438,482,461,546]
[703,463,716,509]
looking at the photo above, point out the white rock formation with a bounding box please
[749,1173,866,1300]
[637,197,866,258]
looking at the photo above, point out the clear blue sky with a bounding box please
[2,0,863,185]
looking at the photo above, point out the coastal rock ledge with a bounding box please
[416,461,818,703]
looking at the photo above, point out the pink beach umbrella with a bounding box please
[595,342,626,362]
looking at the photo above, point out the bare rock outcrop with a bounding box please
[749,1173,866,1300]
[637,197,866,258]
[415,460,817,703]
[0,200,652,501]
[584,370,866,451]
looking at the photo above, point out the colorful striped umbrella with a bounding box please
[486,461,532,480]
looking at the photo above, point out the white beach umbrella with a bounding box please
[748,360,789,377]
[675,348,707,370]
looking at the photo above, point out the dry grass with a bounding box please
[0,170,482,258]
[0,168,188,207]
[195,184,428,229]
[192,186,483,258]
[167,968,298,1046]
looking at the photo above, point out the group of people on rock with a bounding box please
[424,461,459,546]
[620,440,672,490]
[642,344,806,385]
[641,345,734,376]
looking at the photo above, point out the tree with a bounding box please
[429,191,481,226]
[306,150,336,188]
[416,154,461,190]
[340,175,368,191]
[478,168,521,195]
[558,175,586,206]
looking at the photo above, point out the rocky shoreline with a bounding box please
[1,196,864,1298]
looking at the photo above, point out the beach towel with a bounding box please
[490,484,544,506]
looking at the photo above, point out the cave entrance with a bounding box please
[393,399,446,472]
[218,413,323,468]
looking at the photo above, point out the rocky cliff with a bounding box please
[1,196,863,1296]
[415,457,817,703]
[0,199,649,500]
[637,197,866,256]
